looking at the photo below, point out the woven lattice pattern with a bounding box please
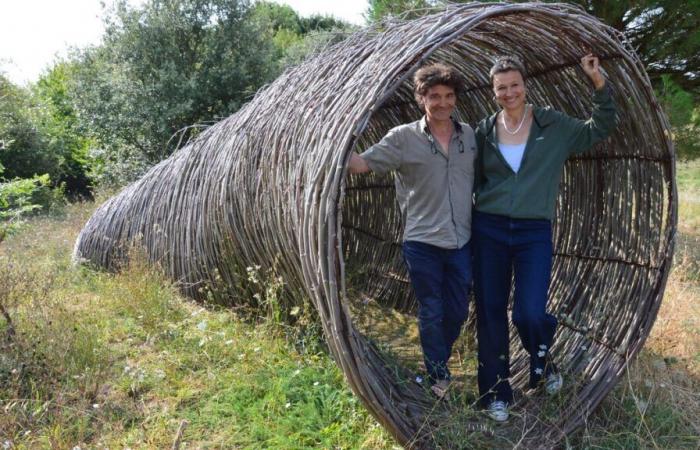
[74,3,676,448]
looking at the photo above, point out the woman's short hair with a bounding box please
[413,63,464,106]
[489,56,527,85]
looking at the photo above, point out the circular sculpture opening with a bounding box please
[74,3,676,448]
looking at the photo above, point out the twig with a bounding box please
[171,419,188,450]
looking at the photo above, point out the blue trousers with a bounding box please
[472,211,558,406]
[402,240,471,382]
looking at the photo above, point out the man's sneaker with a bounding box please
[430,379,450,399]
[485,400,509,422]
[545,371,563,395]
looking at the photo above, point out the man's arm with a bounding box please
[348,152,371,174]
[349,127,404,175]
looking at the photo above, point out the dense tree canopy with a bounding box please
[0,69,92,196]
[65,0,351,186]
[0,75,46,179]
[71,0,279,165]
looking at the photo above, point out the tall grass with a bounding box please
[1,162,699,448]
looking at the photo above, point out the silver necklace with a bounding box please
[501,105,529,135]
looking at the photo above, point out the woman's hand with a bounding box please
[581,54,606,90]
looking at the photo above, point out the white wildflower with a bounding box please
[637,400,648,413]
[537,350,546,358]
[534,368,543,375]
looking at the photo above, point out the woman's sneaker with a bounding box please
[485,400,509,422]
[545,371,563,395]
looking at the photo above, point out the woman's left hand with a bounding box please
[581,54,606,90]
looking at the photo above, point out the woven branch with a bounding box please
[74,2,676,448]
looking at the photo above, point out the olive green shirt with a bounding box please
[361,117,476,249]
[474,87,617,220]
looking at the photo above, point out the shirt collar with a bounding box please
[420,115,463,137]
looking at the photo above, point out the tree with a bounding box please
[70,0,280,176]
[365,0,434,23]
[658,75,700,160]
[32,63,94,197]
[567,0,700,96]
[251,2,351,69]
[0,75,51,180]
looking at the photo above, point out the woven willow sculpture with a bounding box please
[74,2,676,448]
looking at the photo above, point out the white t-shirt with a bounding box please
[498,142,526,172]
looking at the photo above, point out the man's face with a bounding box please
[420,84,456,123]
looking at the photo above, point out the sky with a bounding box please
[0,0,368,86]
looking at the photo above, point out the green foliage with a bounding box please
[60,0,353,188]
[70,0,280,171]
[0,75,54,179]
[0,174,64,240]
[365,0,435,23]
[32,63,95,196]
[567,0,700,96]
[0,70,93,196]
[250,2,351,72]
[658,76,700,160]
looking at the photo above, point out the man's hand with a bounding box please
[348,152,370,174]
[581,54,606,90]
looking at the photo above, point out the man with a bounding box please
[348,63,476,398]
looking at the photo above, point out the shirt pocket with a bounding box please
[455,139,476,176]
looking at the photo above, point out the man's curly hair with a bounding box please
[413,63,464,107]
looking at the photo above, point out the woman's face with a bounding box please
[492,70,526,110]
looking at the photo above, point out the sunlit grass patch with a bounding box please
[678,160,700,236]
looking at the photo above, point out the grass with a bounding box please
[0,202,395,449]
[1,162,699,449]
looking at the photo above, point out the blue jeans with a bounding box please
[402,240,472,382]
[472,211,558,406]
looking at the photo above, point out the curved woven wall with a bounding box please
[74,3,676,448]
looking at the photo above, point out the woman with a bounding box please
[473,54,617,421]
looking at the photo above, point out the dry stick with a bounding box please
[171,419,188,450]
[0,303,15,339]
